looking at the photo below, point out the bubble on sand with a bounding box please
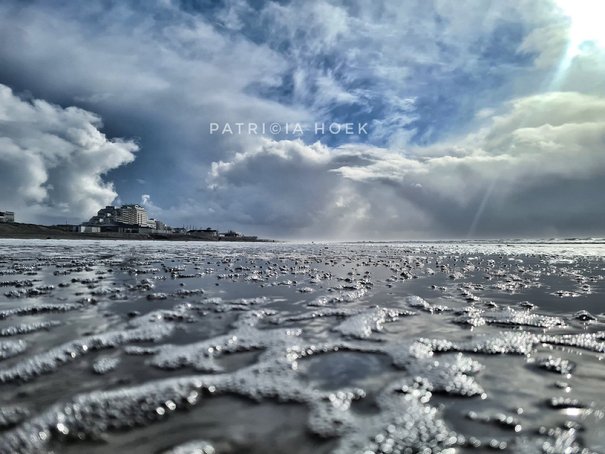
[331,379,459,454]
[92,356,120,375]
[0,405,30,429]
[0,321,61,337]
[0,339,27,360]
[334,307,414,339]
[307,288,368,307]
[0,321,173,383]
[162,440,216,454]
[406,295,450,313]
[548,397,587,409]
[0,303,82,320]
[534,356,576,375]
[150,318,300,372]
[455,306,565,329]
[466,411,522,432]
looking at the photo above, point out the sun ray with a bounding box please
[549,0,605,90]
[556,0,605,51]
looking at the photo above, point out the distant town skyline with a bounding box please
[1,0,604,239]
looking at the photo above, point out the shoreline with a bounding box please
[0,223,274,242]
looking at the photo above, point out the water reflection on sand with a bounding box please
[0,239,604,453]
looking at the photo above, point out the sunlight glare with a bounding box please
[557,0,605,51]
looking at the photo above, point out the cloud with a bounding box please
[0,0,310,205]
[209,91,605,239]
[0,84,137,223]
[0,0,603,238]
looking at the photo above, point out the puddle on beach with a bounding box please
[0,238,604,453]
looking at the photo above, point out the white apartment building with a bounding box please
[118,204,148,226]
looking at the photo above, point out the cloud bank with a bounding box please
[0,0,604,238]
[0,84,137,223]
[209,91,605,239]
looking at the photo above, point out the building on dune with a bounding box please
[219,230,258,241]
[0,211,15,223]
[55,224,101,233]
[188,227,219,240]
[83,204,168,234]
[118,204,148,226]
[87,205,149,227]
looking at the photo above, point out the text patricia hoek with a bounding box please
[209,122,368,135]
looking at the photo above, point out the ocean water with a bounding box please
[0,238,604,453]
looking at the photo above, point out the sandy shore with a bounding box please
[0,223,271,241]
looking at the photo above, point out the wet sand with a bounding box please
[0,239,604,453]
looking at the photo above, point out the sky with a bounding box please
[0,0,604,239]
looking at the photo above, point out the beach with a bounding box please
[0,239,604,453]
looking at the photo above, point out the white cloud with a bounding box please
[0,84,137,223]
[1,0,603,238]
[209,91,605,238]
